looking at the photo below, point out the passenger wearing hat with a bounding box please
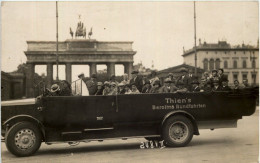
[108,82,117,95]
[220,78,231,92]
[86,73,98,95]
[130,83,140,94]
[109,74,119,86]
[141,80,152,93]
[102,81,111,95]
[95,82,104,95]
[168,73,177,86]
[159,78,178,93]
[74,73,89,96]
[122,73,130,85]
[149,80,161,93]
[200,81,212,92]
[149,70,160,88]
[212,79,221,92]
[187,69,197,91]
[209,70,220,88]
[130,70,143,92]
[218,68,225,86]
[176,81,188,93]
[191,80,200,92]
[176,68,189,89]
[242,79,251,89]
[124,84,132,94]
[118,82,126,94]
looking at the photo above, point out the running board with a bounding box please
[84,127,114,131]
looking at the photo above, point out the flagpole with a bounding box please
[194,1,197,76]
[56,1,59,80]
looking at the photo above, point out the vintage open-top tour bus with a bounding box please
[1,83,258,157]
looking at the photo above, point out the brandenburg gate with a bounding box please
[24,39,136,97]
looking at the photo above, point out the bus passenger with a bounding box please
[149,80,161,93]
[86,74,97,95]
[95,82,104,95]
[176,81,188,93]
[118,83,126,94]
[141,80,151,93]
[159,78,178,93]
[191,80,200,92]
[130,84,140,94]
[221,78,231,91]
[108,82,117,95]
[102,81,110,95]
[124,84,132,94]
[212,79,221,92]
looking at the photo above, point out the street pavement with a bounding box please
[1,109,259,163]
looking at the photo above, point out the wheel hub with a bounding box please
[15,129,36,150]
[169,121,188,142]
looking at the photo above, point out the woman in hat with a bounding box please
[124,84,132,94]
[102,81,111,95]
[130,84,140,94]
[141,80,152,93]
[149,80,161,93]
[118,82,126,94]
[108,82,117,95]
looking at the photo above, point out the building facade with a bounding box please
[183,41,259,85]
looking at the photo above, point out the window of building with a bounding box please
[224,60,228,68]
[233,60,237,68]
[233,74,238,81]
[242,60,247,68]
[243,51,245,54]
[234,51,236,54]
[209,59,214,70]
[215,59,220,69]
[242,74,247,80]
[252,60,256,68]
[203,59,208,70]
[224,51,227,54]
[215,51,217,54]
[252,74,256,84]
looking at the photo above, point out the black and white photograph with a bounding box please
[1,1,259,162]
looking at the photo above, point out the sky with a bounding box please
[1,1,259,81]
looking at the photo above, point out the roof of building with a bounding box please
[182,41,259,57]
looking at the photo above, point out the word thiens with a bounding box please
[165,98,192,104]
[140,140,165,149]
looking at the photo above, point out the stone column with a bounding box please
[107,62,115,77]
[90,63,97,76]
[26,63,35,98]
[66,63,72,83]
[124,63,129,74]
[46,63,53,89]
[128,62,133,79]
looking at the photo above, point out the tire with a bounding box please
[162,115,194,147]
[5,122,42,157]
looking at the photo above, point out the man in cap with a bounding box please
[176,81,188,93]
[168,72,177,86]
[159,78,178,93]
[141,80,152,93]
[149,80,161,93]
[94,82,104,95]
[220,78,231,91]
[85,74,98,95]
[212,79,221,92]
[130,70,143,92]
[177,68,189,88]
[191,80,200,92]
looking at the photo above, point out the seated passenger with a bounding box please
[108,82,117,95]
[159,78,178,93]
[200,81,212,92]
[142,80,152,93]
[221,78,231,91]
[242,79,251,89]
[102,81,110,95]
[71,73,89,96]
[191,80,200,92]
[130,84,140,94]
[95,82,104,95]
[212,79,222,92]
[86,73,98,95]
[118,82,126,94]
[149,80,161,93]
[124,84,132,94]
[233,80,242,93]
[121,73,130,85]
[176,81,188,93]
[199,77,207,90]
[149,71,160,88]
[110,74,119,86]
